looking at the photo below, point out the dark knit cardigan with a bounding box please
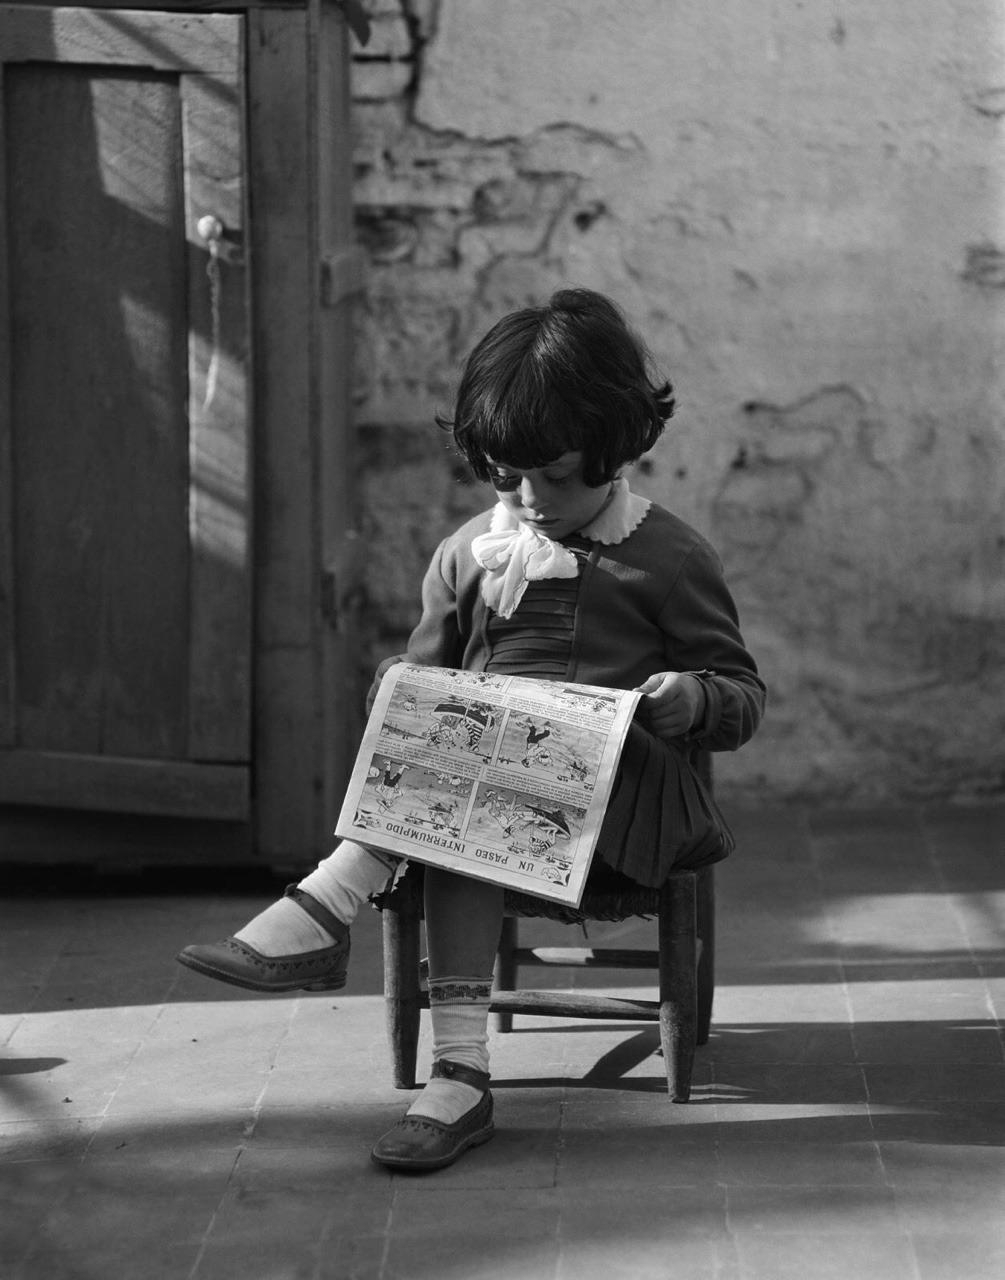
[371,501,766,753]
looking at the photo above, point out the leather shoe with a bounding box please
[175,886,350,993]
[371,1060,494,1172]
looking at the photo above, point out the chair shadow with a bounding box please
[490,1018,1005,1145]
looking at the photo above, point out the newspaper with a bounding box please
[335,664,642,907]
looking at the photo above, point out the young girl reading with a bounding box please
[178,288,766,1172]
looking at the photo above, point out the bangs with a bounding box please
[466,379,585,475]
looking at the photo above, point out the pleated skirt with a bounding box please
[592,720,732,887]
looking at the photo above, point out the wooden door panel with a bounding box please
[7,63,191,758]
[0,7,250,818]
[184,69,251,762]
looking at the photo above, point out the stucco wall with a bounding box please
[349,0,1005,804]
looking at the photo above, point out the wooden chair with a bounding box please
[380,818,716,1103]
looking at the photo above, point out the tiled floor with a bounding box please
[2,804,1003,1280]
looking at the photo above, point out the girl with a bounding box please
[178,288,766,1172]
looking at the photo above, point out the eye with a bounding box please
[491,470,520,492]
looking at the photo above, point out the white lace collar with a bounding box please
[576,476,651,544]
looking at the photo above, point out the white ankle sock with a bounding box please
[234,896,333,957]
[408,977,491,1125]
[298,841,398,927]
[233,841,397,958]
[408,1076,484,1126]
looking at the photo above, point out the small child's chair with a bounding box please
[379,755,717,1103]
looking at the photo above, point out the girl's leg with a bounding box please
[176,841,398,992]
[236,841,398,955]
[406,868,504,1124]
[371,868,503,1168]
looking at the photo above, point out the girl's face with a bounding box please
[487,451,613,539]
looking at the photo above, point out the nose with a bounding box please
[519,476,544,510]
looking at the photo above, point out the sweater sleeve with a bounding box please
[364,538,465,713]
[657,540,766,751]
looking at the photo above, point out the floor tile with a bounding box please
[733,1231,917,1280]
[558,1127,719,1187]
[912,1229,1005,1280]
[880,1142,1005,1228]
[852,1018,1004,1064]
[0,1116,101,1161]
[725,1184,902,1236]
[717,1138,885,1186]
[380,1187,561,1280]
[864,1063,1005,1104]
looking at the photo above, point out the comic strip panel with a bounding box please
[378,678,503,763]
[466,782,587,889]
[495,713,605,789]
[352,754,475,840]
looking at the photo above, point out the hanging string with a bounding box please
[203,237,221,411]
[196,214,224,412]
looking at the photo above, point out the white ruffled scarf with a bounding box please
[470,477,651,619]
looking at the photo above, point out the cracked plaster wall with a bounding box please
[348,0,1005,804]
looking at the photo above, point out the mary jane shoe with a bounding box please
[175,886,350,993]
[370,1060,494,1172]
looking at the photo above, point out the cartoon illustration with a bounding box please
[354,756,473,840]
[520,719,552,768]
[518,804,571,856]
[559,755,590,785]
[373,759,410,811]
[427,797,459,831]
[497,714,600,787]
[468,782,583,882]
[435,770,468,792]
[424,698,497,753]
[480,789,533,837]
[381,680,502,759]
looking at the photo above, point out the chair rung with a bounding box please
[488,989,659,1021]
[421,940,699,980]
[515,946,659,969]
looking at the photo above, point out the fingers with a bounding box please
[635,670,683,696]
[647,705,691,736]
[635,671,697,739]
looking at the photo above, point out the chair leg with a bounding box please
[658,872,697,1102]
[696,866,715,1046]
[382,872,423,1089]
[492,916,518,1033]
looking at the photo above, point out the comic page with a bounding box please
[334,665,642,906]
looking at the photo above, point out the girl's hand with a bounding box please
[634,671,705,740]
[365,656,406,715]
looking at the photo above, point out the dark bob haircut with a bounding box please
[441,288,676,488]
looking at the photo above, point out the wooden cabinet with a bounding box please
[0,2,362,868]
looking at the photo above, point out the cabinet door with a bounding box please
[0,7,250,819]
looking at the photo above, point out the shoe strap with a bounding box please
[284,885,349,942]
[431,1059,490,1092]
